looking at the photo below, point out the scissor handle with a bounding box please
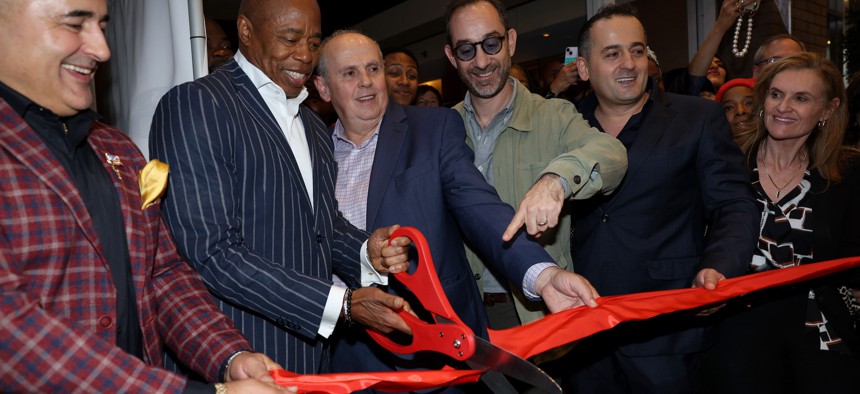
[366,311,475,361]
[387,226,464,323]
[365,226,476,360]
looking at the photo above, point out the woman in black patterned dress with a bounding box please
[706,52,860,393]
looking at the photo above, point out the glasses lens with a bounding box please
[455,44,477,61]
[482,37,503,55]
[757,56,781,67]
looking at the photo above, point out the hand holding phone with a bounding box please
[740,0,759,14]
[564,47,578,65]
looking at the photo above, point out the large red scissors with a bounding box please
[366,226,562,393]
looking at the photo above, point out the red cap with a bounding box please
[716,77,756,103]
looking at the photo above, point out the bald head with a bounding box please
[236,0,321,98]
[317,31,382,79]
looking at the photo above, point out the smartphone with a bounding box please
[564,47,578,65]
[741,0,759,14]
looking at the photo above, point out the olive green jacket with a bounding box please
[454,79,628,325]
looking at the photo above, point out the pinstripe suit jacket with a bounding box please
[149,59,368,374]
[0,98,249,393]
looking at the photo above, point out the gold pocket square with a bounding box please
[139,159,169,209]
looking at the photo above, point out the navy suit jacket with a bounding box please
[331,104,550,377]
[149,59,368,373]
[572,88,759,356]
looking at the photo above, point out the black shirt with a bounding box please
[0,82,143,359]
[578,79,656,150]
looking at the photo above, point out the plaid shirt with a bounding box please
[0,99,250,393]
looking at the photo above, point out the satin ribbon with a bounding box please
[270,368,483,393]
[489,256,860,359]
[271,256,860,393]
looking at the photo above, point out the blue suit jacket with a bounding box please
[331,104,550,379]
[149,59,368,373]
[571,88,759,356]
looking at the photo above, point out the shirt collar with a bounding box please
[234,50,309,116]
[0,80,98,146]
[332,118,382,149]
[0,81,33,116]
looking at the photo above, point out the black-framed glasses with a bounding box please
[453,36,506,61]
[755,56,782,68]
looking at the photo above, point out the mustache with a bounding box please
[468,64,498,74]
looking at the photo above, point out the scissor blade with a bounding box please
[477,369,519,394]
[467,336,562,394]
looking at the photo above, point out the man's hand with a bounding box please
[503,174,565,241]
[351,287,413,335]
[225,352,282,382]
[534,266,599,312]
[224,352,296,393]
[692,268,725,290]
[692,268,727,316]
[548,62,579,97]
[224,380,297,393]
[368,224,411,274]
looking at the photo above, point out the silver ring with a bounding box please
[537,221,547,226]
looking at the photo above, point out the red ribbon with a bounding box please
[271,256,860,392]
[269,368,483,393]
[491,256,860,359]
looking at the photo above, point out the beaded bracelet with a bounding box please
[343,287,354,326]
[218,350,249,383]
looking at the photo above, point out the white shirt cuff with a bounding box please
[360,240,388,287]
[318,285,347,338]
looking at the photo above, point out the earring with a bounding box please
[759,109,764,118]
[817,119,826,130]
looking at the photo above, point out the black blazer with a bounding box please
[791,155,860,354]
[572,88,760,356]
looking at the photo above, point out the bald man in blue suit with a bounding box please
[313,31,599,392]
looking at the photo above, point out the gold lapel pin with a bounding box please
[105,153,123,180]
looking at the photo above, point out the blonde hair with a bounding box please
[738,52,856,183]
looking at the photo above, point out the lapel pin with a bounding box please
[105,153,124,180]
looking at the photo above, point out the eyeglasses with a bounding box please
[755,56,782,68]
[452,36,506,61]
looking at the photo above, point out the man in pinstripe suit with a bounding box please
[149,0,414,375]
[0,0,295,393]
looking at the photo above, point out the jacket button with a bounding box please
[602,214,609,222]
[98,316,113,328]
[474,273,482,280]
[316,234,324,243]
[573,175,582,185]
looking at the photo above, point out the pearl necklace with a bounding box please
[731,12,754,57]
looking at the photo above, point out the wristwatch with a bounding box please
[544,91,556,99]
